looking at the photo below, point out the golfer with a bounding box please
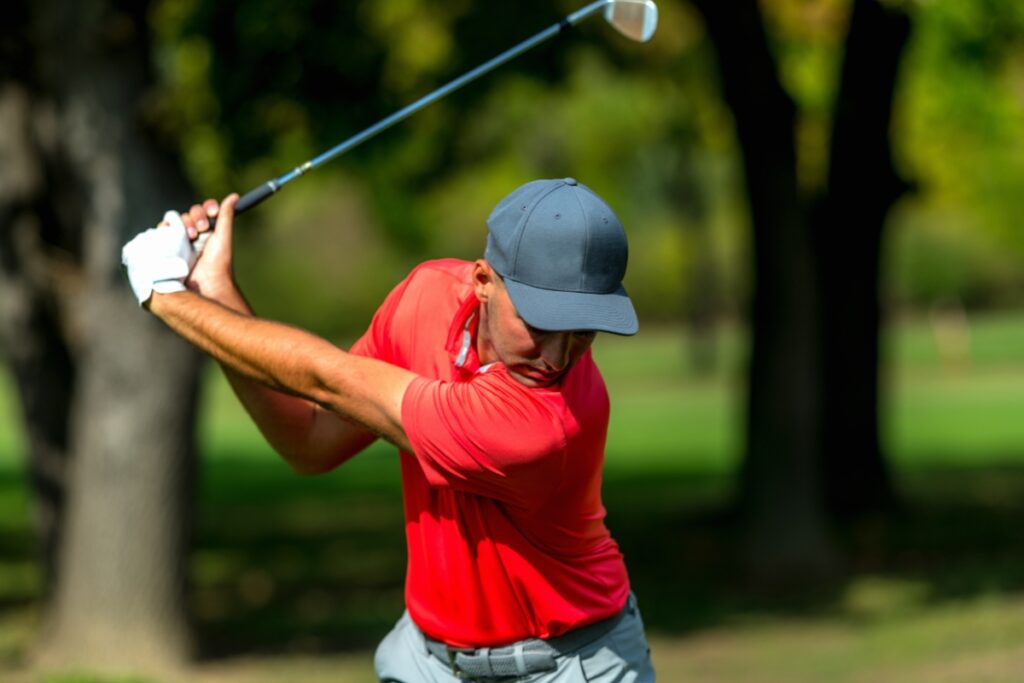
[122,178,655,681]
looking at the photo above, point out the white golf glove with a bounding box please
[121,211,197,305]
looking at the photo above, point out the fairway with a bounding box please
[3,312,1024,681]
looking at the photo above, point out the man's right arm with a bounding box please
[182,197,377,474]
[209,283,377,474]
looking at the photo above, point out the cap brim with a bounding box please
[504,278,639,336]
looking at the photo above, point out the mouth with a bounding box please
[514,366,564,387]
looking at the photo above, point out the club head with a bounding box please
[604,0,658,43]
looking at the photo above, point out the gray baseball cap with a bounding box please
[484,178,638,336]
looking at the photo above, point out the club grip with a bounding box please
[235,181,279,215]
[201,180,279,237]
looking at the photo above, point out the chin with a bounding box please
[511,371,559,388]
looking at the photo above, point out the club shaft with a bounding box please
[289,25,564,182]
[235,0,609,215]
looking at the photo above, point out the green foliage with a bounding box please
[892,0,1024,304]
[760,0,848,189]
[144,0,1024,331]
[145,0,748,334]
[758,0,1024,309]
[886,201,1024,308]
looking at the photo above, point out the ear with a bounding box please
[472,260,495,304]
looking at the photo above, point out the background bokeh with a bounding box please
[2,0,1024,681]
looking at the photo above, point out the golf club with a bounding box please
[212,0,658,221]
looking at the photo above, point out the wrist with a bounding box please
[144,288,190,316]
[193,275,251,314]
[121,218,195,306]
[193,274,239,301]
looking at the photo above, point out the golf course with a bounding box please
[3,1,1024,679]
[2,311,1023,682]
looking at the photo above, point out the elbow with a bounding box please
[278,437,367,476]
[279,447,340,476]
[287,459,334,476]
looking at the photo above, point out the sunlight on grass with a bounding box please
[654,591,1024,682]
[842,576,930,619]
[887,369,1024,465]
[38,675,154,683]
[0,371,24,463]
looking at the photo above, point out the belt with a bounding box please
[423,598,632,680]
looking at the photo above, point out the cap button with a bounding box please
[563,177,578,186]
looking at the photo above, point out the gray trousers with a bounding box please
[374,594,655,682]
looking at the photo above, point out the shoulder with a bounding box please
[403,258,474,292]
[477,366,568,438]
[380,258,473,322]
[381,259,473,317]
[564,352,609,409]
[350,259,472,363]
[457,359,609,450]
[405,366,568,458]
[465,354,608,436]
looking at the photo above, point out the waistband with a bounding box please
[422,594,636,679]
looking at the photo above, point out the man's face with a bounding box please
[473,261,596,388]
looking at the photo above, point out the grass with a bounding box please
[3,311,1024,681]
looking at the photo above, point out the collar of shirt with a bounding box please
[444,289,486,380]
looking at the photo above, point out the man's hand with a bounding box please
[121,210,198,305]
[181,194,239,301]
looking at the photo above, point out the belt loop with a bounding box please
[513,643,528,675]
[479,647,493,677]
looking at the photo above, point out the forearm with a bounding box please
[192,281,332,468]
[149,289,410,464]
[228,379,374,474]
[223,353,374,474]
[123,196,397,469]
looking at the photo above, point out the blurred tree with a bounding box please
[0,0,199,674]
[152,0,724,338]
[815,0,909,521]
[689,0,910,580]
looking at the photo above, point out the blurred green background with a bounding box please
[5,315,1024,681]
[3,0,1024,680]
[144,0,1024,337]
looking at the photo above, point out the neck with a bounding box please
[474,304,499,366]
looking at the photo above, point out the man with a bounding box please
[122,177,655,681]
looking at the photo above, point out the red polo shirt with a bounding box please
[350,258,630,648]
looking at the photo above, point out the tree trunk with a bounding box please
[0,1,201,674]
[0,83,78,591]
[690,0,839,582]
[817,0,910,521]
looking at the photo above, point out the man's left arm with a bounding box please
[147,290,417,452]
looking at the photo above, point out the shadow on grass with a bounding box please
[607,461,1024,634]
[3,454,1024,661]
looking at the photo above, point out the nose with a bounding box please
[541,333,571,371]
[540,332,590,371]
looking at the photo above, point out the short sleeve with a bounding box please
[401,369,568,509]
